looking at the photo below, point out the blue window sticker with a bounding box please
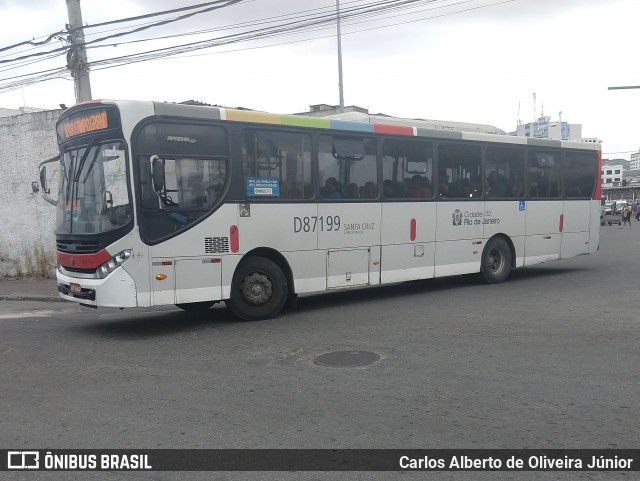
[246,177,280,197]
[519,200,526,212]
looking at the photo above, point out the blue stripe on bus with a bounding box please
[329,119,374,133]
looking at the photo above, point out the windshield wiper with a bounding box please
[73,138,96,183]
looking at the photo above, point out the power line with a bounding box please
[0,0,515,93]
[85,0,512,70]
[0,0,244,65]
[0,0,246,54]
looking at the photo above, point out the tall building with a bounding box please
[630,149,640,170]
[509,115,585,141]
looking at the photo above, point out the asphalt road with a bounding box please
[1,225,638,481]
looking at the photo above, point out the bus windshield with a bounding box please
[55,140,131,234]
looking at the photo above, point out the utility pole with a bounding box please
[66,0,92,103]
[336,0,344,113]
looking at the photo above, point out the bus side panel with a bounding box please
[435,201,484,277]
[589,201,600,254]
[317,203,381,249]
[524,201,563,266]
[284,250,327,294]
[149,204,239,306]
[241,203,318,252]
[380,202,436,284]
[318,203,381,289]
[238,203,320,295]
[174,257,222,304]
[484,201,526,268]
[560,200,591,259]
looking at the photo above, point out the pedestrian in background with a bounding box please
[621,203,633,229]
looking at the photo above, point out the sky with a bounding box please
[1,0,639,159]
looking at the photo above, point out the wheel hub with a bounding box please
[489,250,502,272]
[240,272,273,307]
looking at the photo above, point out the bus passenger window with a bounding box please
[382,138,433,200]
[484,146,524,199]
[564,151,597,198]
[528,150,561,199]
[319,135,377,201]
[438,142,481,199]
[242,130,312,200]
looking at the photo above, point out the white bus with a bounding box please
[41,100,601,321]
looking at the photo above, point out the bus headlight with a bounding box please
[95,249,132,279]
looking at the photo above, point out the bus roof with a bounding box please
[108,100,601,151]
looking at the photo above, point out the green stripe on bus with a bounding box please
[281,115,330,129]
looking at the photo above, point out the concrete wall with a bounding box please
[0,109,62,278]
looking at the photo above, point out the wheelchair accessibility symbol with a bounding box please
[519,200,526,212]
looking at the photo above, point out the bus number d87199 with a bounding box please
[293,216,341,233]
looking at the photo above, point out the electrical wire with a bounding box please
[0,0,244,65]
[0,0,516,93]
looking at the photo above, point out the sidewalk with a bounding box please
[0,278,63,302]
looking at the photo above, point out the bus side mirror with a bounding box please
[40,166,49,194]
[150,155,165,192]
[37,155,59,206]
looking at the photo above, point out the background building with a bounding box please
[509,115,585,141]
[601,160,624,187]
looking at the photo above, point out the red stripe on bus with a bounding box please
[373,124,414,136]
[410,218,416,241]
[57,249,112,269]
[559,214,564,233]
[230,225,239,253]
[594,150,602,200]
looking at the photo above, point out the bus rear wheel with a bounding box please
[226,257,288,321]
[480,237,512,284]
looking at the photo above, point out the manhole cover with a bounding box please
[313,350,380,367]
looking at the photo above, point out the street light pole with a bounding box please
[336,0,344,113]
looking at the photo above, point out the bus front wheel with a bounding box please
[480,237,512,284]
[226,257,288,321]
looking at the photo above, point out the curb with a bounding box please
[0,295,67,302]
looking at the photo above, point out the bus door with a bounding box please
[524,150,563,265]
[560,151,598,258]
[379,138,436,284]
[145,155,226,306]
[434,143,484,276]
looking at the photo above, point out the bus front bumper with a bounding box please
[57,267,137,308]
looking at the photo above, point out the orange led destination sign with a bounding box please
[63,111,109,139]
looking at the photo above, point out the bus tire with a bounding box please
[480,237,512,284]
[176,301,216,312]
[226,257,288,321]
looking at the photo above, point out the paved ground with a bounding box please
[0,226,639,481]
[0,278,60,301]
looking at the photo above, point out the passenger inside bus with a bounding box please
[346,182,360,199]
[486,170,507,197]
[383,179,404,198]
[321,177,342,199]
[361,181,377,199]
[187,173,205,207]
[408,175,432,198]
[438,177,450,198]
